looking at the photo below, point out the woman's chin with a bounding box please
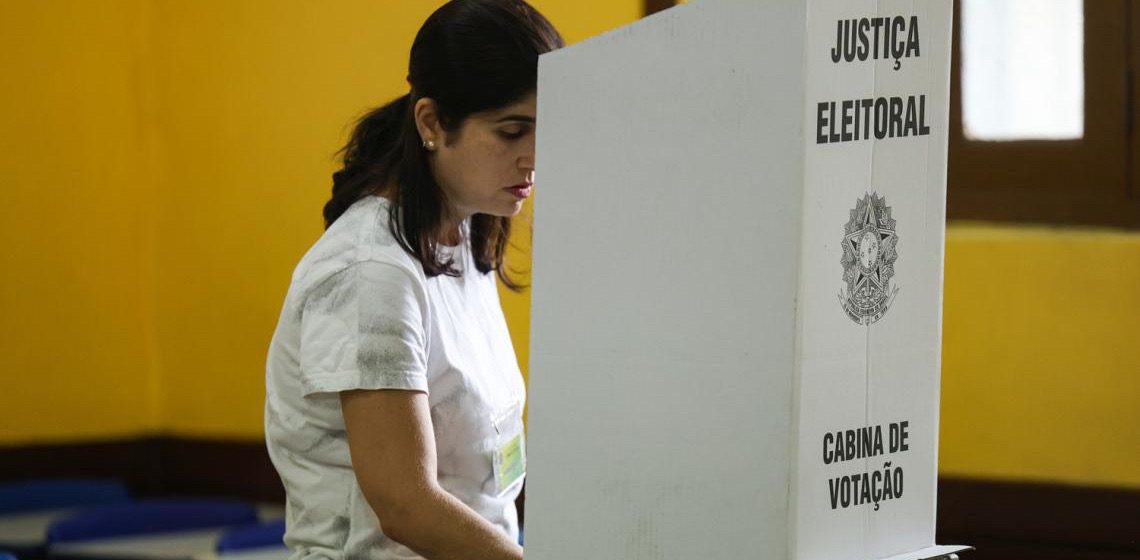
[481,200,526,218]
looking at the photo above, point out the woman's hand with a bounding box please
[341,389,523,560]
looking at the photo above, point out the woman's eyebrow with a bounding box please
[495,115,536,123]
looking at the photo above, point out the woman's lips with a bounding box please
[506,184,533,199]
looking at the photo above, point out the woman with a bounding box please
[264,2,563,558]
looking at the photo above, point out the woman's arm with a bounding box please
[341,388,523,560]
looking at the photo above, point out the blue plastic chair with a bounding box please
[45,499,258,544]
[215,519,286,552]
[0,479,129,515]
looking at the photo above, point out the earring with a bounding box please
[423,139,437,151]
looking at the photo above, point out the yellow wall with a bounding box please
[0,1,160,443]
[1,1,1137,492]
[939,225,1140,489]
[0,0,642,442]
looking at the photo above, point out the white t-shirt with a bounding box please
[265,195,526,560]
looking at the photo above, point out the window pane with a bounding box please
[962,0,1083,140]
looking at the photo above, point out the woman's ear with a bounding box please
[414,98,443,149]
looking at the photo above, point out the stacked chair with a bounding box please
[45,499,259,559]
[0,479,286,560]
[213,519,288,558]
[0,479,130,558]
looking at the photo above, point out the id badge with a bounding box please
[491,400,526,497]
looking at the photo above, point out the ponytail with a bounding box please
[323,94,411,229]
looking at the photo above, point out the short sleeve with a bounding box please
[298,260,430,397]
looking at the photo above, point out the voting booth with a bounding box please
[525,0,967,559]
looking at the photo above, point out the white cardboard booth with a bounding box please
[526,0,968,559]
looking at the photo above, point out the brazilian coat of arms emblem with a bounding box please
[840,193,898,325]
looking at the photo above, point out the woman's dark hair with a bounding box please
[324,0,563,290]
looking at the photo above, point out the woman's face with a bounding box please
[418,92,537,223]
